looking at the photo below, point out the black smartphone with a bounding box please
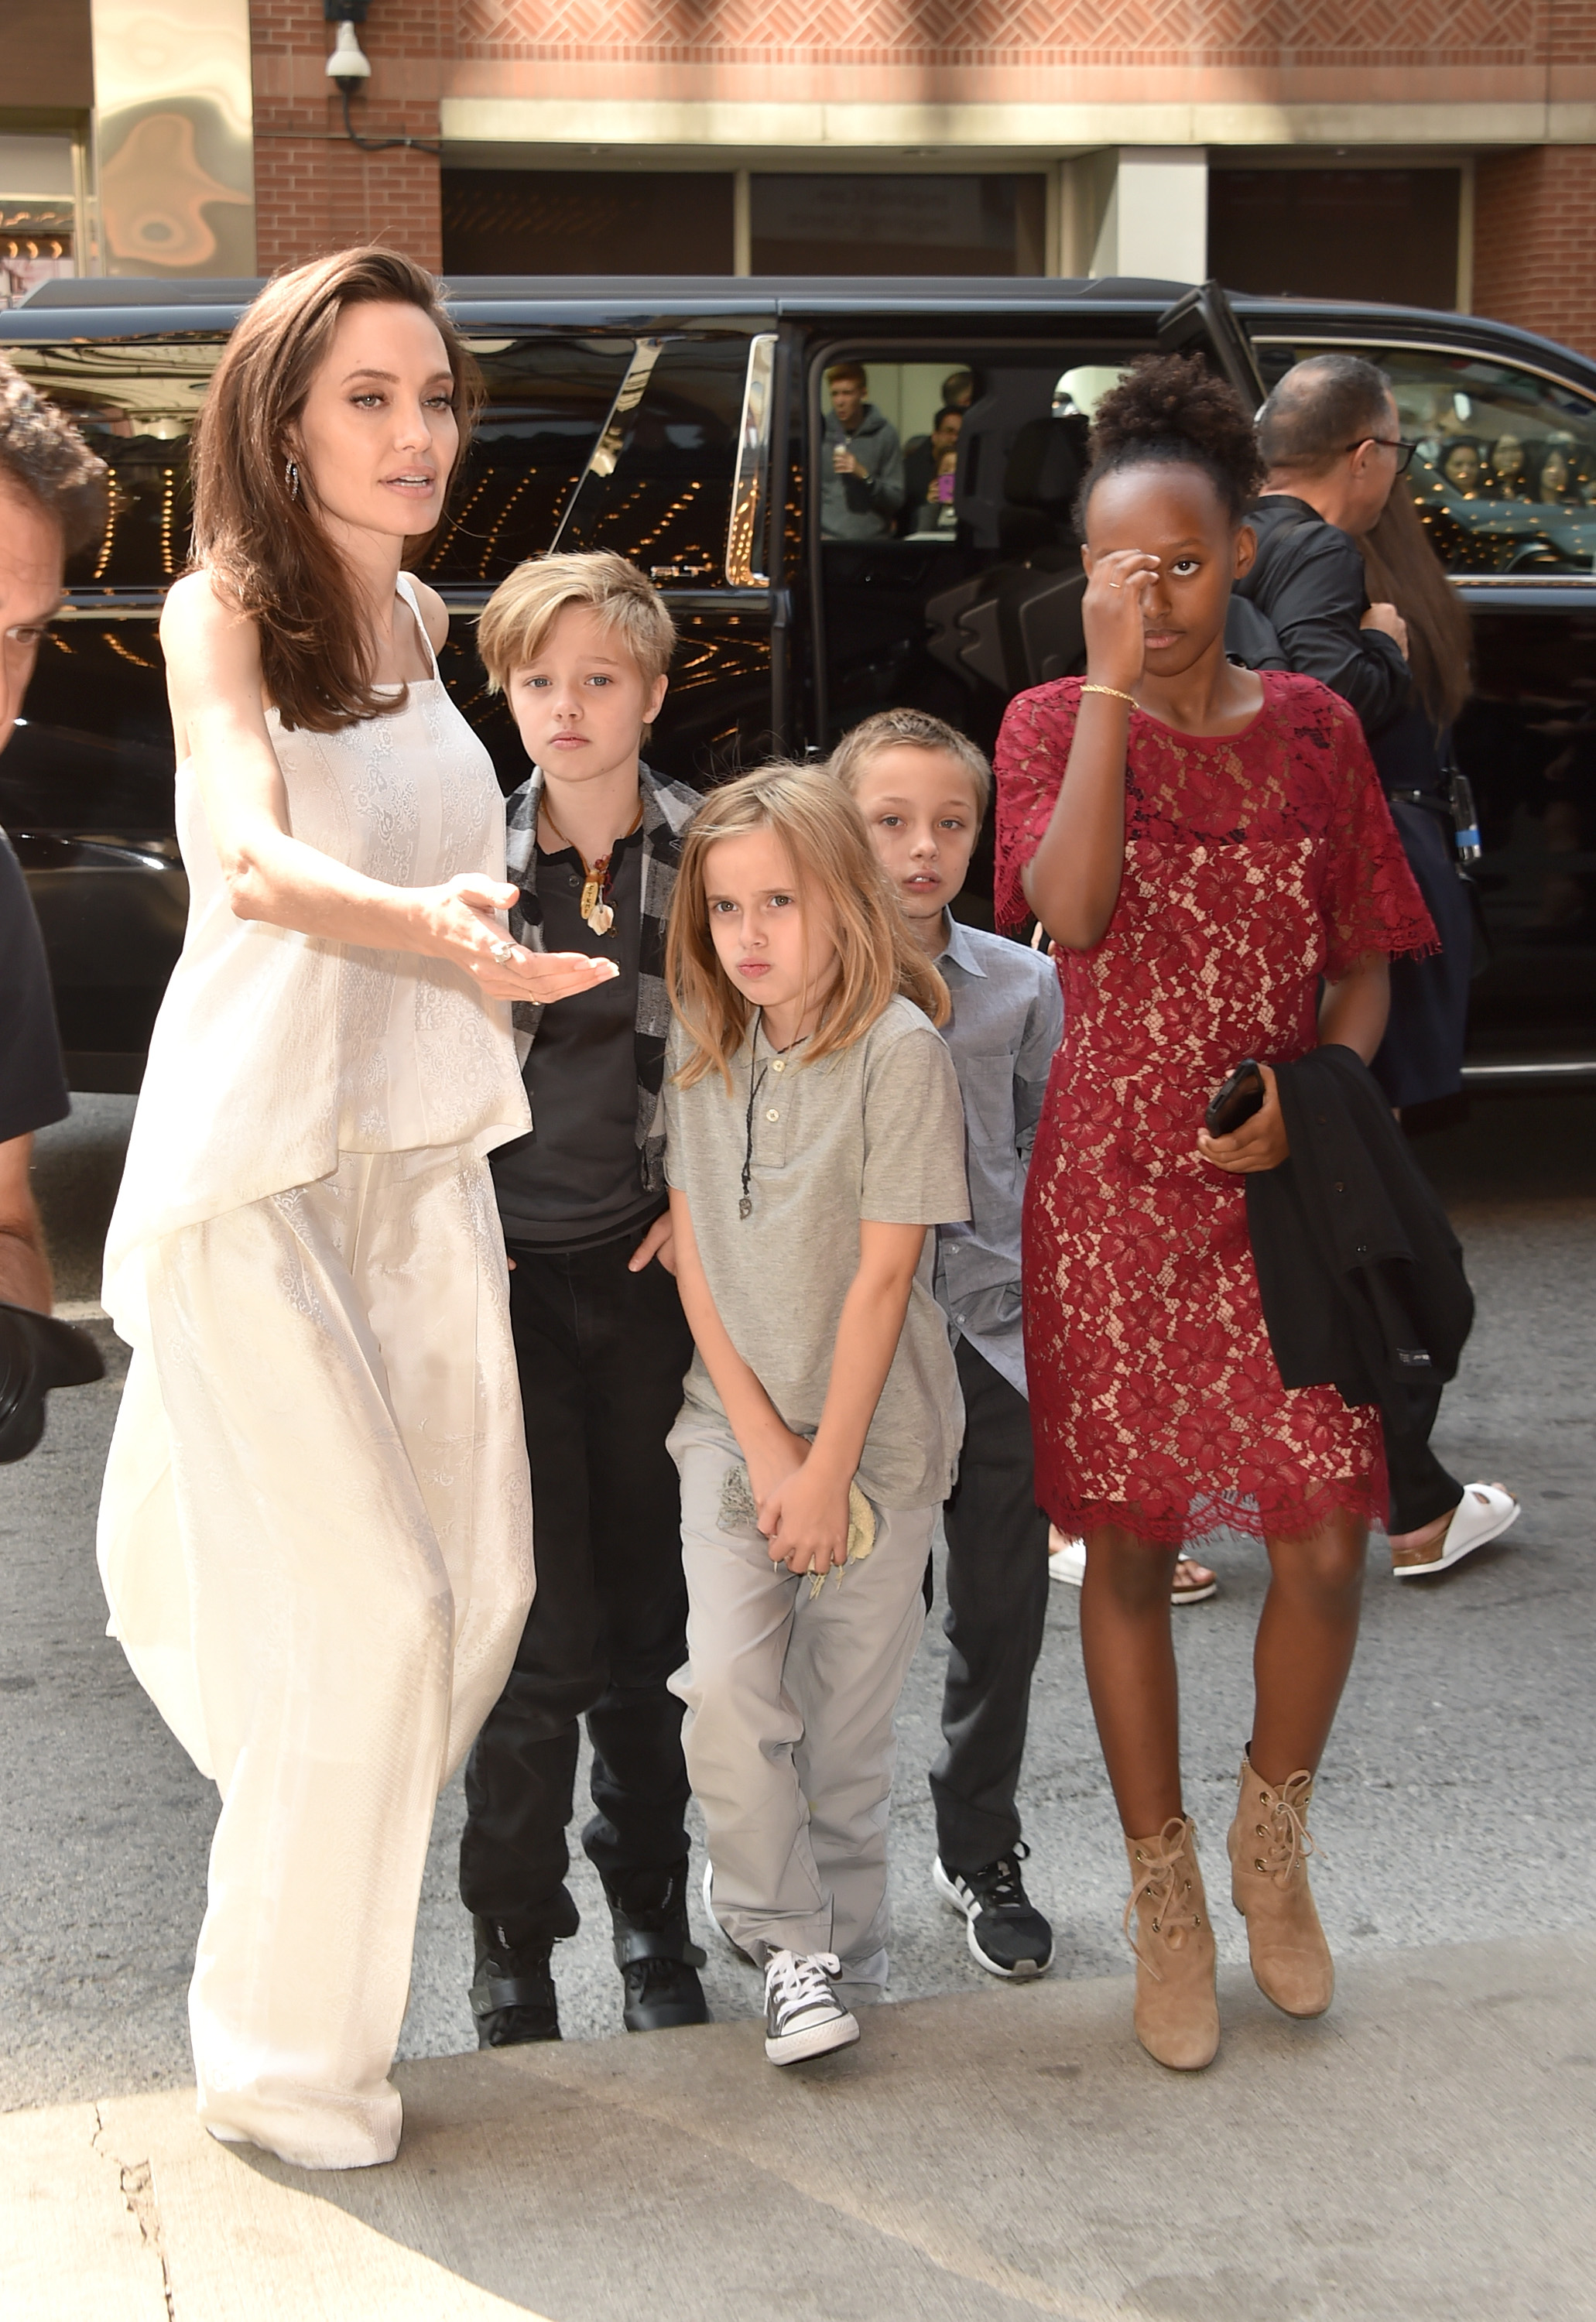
[1204,1059,1265,1138]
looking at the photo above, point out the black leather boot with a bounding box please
[604,1861,711,2033]
[469,1915,562,2048]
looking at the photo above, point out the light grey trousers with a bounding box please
[667,1404,933,2001]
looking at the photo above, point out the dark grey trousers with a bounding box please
[929,1337,1052,1868]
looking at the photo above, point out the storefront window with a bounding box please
[750,176,1046,276]
[442,173,735,277]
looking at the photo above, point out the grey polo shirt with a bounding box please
[933,915,1065,1400]
[663,994,970,1509]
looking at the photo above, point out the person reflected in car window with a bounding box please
[1440,440,1485,498]
[1537,440,1580,503]
[820,362,905,541]
[1491,435,1533,500]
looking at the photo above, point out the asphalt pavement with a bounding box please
[3,1091,1592,2112]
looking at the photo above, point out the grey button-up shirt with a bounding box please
[933,913,1065,1400]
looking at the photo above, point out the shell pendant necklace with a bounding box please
[539,792,642,936]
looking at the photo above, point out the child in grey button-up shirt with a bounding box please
[661,762,969,2068]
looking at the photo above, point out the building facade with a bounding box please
[2,0,1595,353]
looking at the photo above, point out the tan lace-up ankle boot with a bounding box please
[1122,1817,1219,2071]
[1227,1751,1334,2019]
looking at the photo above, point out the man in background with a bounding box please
[900,404,964,535]
[0,361,108,1314]
[820,362,904,540]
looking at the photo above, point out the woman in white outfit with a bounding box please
[97,248,616,2170]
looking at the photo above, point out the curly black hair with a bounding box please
[1077,353,1264,527]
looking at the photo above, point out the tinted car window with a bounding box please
[1258,341,1596,576]
[5,338,225,589]
[557,337,748,581]
[416,335,635,587]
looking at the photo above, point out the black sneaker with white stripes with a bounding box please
[933,1844,1055,1978]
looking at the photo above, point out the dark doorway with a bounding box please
[1208,168,1461,309]
[441,171,735,276]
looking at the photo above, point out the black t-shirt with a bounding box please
[490,824,661,1252]
[0,834,68,1145]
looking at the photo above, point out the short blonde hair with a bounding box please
[828,707,992,818]
[477,549,676,694]
[665,762,949,1091]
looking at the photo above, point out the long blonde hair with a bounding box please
[666,762,949,1091]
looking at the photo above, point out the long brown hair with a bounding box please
[1358,483,1473,729]
[187,248,481,734]
[666,762,949,1092]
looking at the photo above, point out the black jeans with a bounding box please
[459,1226,696,1940]
[929,1337,1052,1868]
[1381,1381,1465,1537]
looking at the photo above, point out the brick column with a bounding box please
[252,0,443,276]
[1474,147,1596,364]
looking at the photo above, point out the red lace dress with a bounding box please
[995,670,1437,1546]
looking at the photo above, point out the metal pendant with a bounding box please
[586,899,615,936]
[738,1195,752,1220]
[580,875,602,922]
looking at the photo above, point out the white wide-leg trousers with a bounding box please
[98,1147,533,2170]
[667,1406,932,2002]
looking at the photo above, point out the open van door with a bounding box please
[1157,281,1266,411]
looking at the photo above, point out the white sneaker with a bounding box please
[702,1858,755,1964]
[763,1950,860,2066]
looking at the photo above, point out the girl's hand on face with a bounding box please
[762,1460,851,1578]
[430,873,621,1002]
[1081,548,1160,695]
[1196,1061,1289,1174]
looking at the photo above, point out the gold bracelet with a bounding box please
[1080,683,1137,707]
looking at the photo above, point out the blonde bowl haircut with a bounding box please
[665,762,950,1092]
[477,549,676,694]
[827,707,992,820]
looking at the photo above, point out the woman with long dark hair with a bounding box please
[1356,480,1476,1115]
[97,249,614,2169]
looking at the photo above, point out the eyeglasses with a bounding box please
[1343,436,1421,474]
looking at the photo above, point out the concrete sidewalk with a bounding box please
[8,1930,1590,2322]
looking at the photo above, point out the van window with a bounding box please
[5,339,226,590]
[1256,341,1596,577]
[6,334,634,596]
[556,337,748,582]
[417,335,636,587]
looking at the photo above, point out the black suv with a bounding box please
[4,275,1593,1091]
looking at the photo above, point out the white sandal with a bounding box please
[1391,1482,1519,1578]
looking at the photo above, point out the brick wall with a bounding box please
[1474,148,1596,364]
[252,0,444,276]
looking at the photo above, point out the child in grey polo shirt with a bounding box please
[661,763,969,2069]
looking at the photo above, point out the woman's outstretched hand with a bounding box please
[1196,1061,1289,1173]
[426,874,621,1002]
[1081,547,1160,695]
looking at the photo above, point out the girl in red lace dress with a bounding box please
[995,358,1434,2072]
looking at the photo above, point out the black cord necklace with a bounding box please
[740,1023,769,1221]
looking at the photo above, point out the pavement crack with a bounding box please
[92,2101,178,2320]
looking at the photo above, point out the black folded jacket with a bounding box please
[1245,1044,1474,1414]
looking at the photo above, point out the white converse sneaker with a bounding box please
[762,1950,860,2066]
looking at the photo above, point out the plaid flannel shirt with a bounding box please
[504,759,702,1195]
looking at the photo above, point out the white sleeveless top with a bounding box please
[104,577,531,1331]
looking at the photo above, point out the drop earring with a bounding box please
[284,457,300,501]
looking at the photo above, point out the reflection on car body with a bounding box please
[2,274,1593,1091]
